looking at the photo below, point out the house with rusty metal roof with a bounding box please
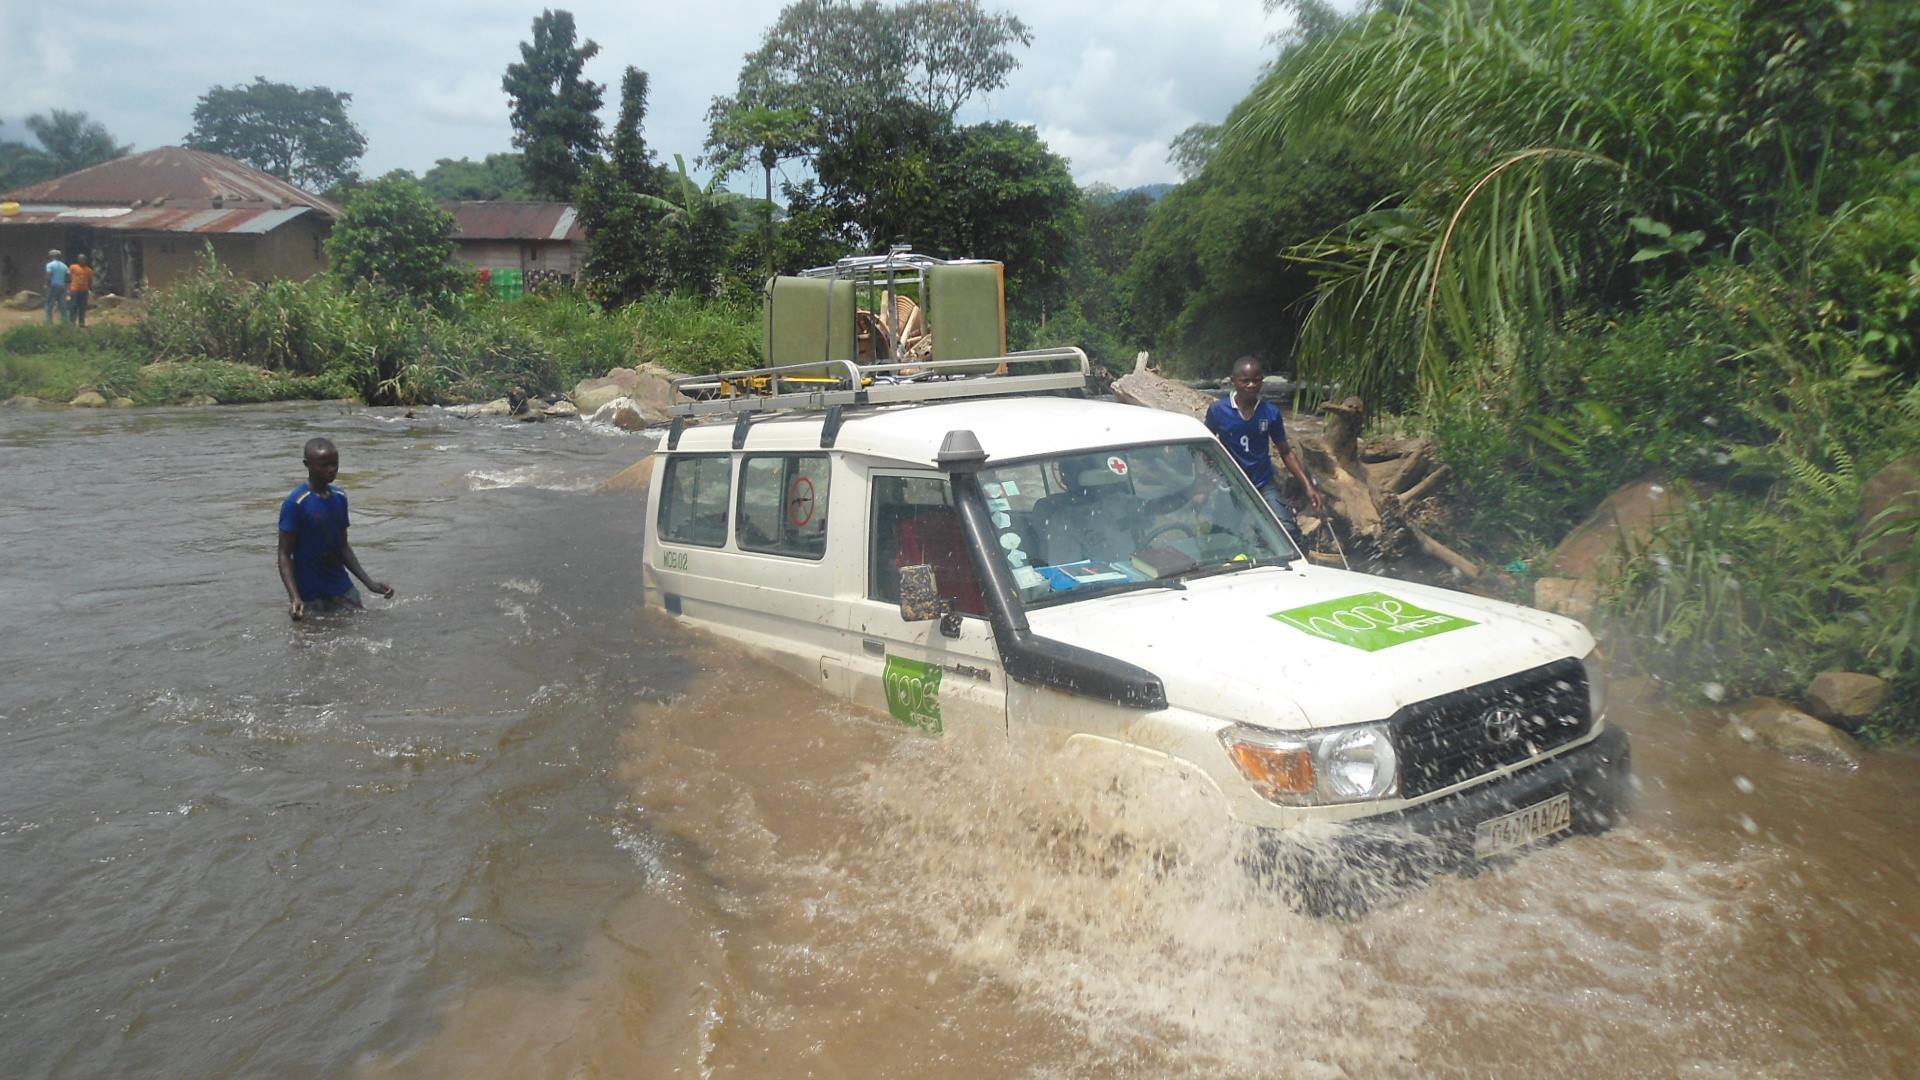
[444,201,585,284]
[0,146,339,298]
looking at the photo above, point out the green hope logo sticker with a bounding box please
[1270,591,1476,651]
[883,655,944,734]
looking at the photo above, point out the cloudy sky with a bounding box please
[1,0,1292,195]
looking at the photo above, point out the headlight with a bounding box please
[1582,651,1608,723]
[1218,721,1400,806]
[1317,726,1398,800]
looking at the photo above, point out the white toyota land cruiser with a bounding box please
[639,253,1630,910]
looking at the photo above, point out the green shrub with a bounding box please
[327,172,465,302]
[0,324,150,401]
[141,250,355,374]
[485,292,637,386]
[623,293,759,374]
[132,360,351,405]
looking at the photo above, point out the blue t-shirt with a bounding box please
[45,260,69,288]
[1205,396,1288,490]
[278,482,353,600]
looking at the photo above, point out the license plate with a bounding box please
[1473,792,1572,859]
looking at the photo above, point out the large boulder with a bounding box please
[589,396,667,431]
[542,399,580,420]
[1546,479,1680,579]
[573,368,641,415]
[1533,480,1681,619]
[7,290,41,311]
[1532,576,1599,622]
[1804,672,1889,732]
[574,364,680,421]
[92,293,125,310]
[1857,454,1920,582]
[1722,697,1860,768]
[68,390,108,408]
[601,457,657,496]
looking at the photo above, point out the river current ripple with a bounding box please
[2,402,1918,1078]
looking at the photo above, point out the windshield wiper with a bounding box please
[1086,577,1186,596]
[1032,576,1186,607]
[1174,555,1295,582]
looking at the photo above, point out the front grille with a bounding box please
[1390,657,1591,798]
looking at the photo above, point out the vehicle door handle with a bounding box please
[862,639,885,655]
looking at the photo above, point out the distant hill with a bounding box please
[1089,182,1177,205]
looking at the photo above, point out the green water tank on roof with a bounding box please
[926,262,1006,375]
[763,275,857,376]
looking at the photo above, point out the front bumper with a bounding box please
[1254,725,1632,916]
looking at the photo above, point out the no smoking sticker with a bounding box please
[786,475,816,527]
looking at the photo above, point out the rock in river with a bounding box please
[1723,696,1860,768]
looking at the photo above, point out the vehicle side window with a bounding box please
[659,455,731,547]
[870,475,986,617]
[737,455,831,559]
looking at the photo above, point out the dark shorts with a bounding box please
[305,588,364,614]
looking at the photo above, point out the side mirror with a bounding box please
[897,563,945,621]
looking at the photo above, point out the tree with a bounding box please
[25,111,131,175]
[1124,130,1394,376]
[326,172,463,301]
[1167,123,1221,181]
[1,111,130,190]
[703,104,810,279]
[416,153,533,201]
[1226,0,1920,405]
[577,67,671,305]
[706,0,1030,171]
[185,77,367,190]
[502,9,605,201]
[0,139,53,191]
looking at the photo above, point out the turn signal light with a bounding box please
[1225,741,1315,796]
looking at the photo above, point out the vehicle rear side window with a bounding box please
[659,455,732,547]
[869,475,986,617]
[737,455,831,559]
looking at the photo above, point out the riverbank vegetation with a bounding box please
[1214,0,1920,731]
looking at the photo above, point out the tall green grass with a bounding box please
[131,255,761,405]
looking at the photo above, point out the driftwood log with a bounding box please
[1112,360,1479,578]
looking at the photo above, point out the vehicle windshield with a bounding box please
[976,440,1297,607]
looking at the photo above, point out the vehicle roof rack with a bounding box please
[667,348,1093,419]
[795,244,995,284]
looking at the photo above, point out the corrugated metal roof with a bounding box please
[0,146,338,219]
[0,204,315,235]
[446,201,585,242]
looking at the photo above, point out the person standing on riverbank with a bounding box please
[65,254,94,327]
[42,249,68,325]
[1204,356,1322,549]
[277,437,394,620]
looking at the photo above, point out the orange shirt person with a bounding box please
[65,254,96,326]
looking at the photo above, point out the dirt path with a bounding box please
[1,297,142,330]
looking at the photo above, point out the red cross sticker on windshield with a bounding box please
[1106,455,1128,476]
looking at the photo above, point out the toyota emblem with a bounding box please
[1481,706,1524,744]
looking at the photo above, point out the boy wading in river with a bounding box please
[277,438,394,620]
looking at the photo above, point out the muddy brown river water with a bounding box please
[2,402,1917,1078]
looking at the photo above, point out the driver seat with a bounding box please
[1032,461,1137,566]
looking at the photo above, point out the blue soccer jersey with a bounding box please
[1205,396,1288,490]
[278,483,354,600]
